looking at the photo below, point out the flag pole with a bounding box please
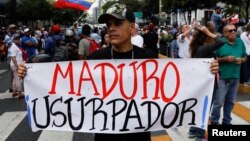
[72,12,85,27]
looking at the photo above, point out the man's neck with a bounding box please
[227,38,236,45]
[112,43,133,52]
[131,32,137,37]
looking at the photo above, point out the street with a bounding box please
[0,60,249,141]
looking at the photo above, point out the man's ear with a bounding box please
[130,22,135,33]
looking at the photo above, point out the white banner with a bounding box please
[24,59,215,133]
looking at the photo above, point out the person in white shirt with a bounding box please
[131,23,144,48]
[9,34,25,99]
[240,24,250,86]
[90,27,102,45]
[177,24,192,58]
[5,24,17,93]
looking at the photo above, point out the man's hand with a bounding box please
[17,61,27,78]
[210,60,219,74]
[235,57,244,65]
[226,56,236,62]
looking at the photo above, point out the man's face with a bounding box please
[216,9,221,14]
[106,17,134,46]
[104,34,109,43]
[181,25,190,33]
[9,28,16,34]
[14,38,20,45]
[25,31,31,36]
[224,25,237,41]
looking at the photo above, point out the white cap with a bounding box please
[24,28,30,33]
[9,24,16,29]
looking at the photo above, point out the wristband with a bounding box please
[242,58,246,62]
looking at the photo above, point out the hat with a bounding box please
[148,23,155,30]
[9,24,16,29]
[215,6,222,10]
[98,4,135,23]
[52,24,61,32]
[65,29,75,37]
[24,28,30,33]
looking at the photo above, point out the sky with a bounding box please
[87,0,100,16]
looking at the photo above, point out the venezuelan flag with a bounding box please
[54,0,96,11]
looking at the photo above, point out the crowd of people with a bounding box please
[0,3,249,141]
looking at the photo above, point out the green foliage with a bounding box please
[160,33,173,42]
[16,0,53,24]
[162,0,217,13]
[143,0,159,18]
[4,0,250,26]
[101,0,159,19]
[100,0,220,24]
[102,0,144,13]
[14,0,83,26]
[52,9,83,26]
[102,1,118,13]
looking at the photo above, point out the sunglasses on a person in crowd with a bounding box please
[227,29,237,33]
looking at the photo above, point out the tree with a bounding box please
[222,0,250,24]
[14,0,82,27]
[101,0,117,13]
[102,0,143,13]
[52,9,83,26]
[9,0,16,24]
[246,0,250,23]
[16,0,53,25]
[142,0,159,19]
[162,0,217,13]
[100,0,250,25]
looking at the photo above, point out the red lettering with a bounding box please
[137,59,159,99]
[118,61,138,100]
[49,62,75,95]
[48,59,181,103]
[160,62,180,103]
[77,61,99,96]
[94,63,118,100]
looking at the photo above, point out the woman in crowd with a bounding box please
[101,33,110,48]
[188,21,224,140]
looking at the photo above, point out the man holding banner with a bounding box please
[17,3,220,141]
[89,4,155,141]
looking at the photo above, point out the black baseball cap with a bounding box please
[215,6,222,10]
[98,4,135,23]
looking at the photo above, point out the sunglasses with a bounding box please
[227,29,237,33]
